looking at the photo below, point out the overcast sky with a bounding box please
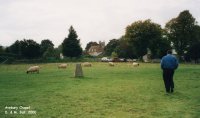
[0,0,199,49]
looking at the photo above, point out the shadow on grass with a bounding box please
[69,76,99,80]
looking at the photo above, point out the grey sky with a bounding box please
[0,0,199,49]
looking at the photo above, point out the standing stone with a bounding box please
[74,63,83,78]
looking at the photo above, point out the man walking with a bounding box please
[161,50,179,93]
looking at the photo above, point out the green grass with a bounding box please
[0,63,200,118]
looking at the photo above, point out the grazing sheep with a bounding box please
[26,66,40,74]
[109,62,114,66]
[82,62,92,67]
[132,62,139,67]
[58,64,67,69]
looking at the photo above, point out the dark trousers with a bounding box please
[163,69,174,93]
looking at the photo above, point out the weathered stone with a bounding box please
[74,63,84,78]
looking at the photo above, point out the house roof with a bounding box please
[89,45,100,50]
[88,45,104,56]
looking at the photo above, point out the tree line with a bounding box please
[0,26,82,62]
[1,10,200,63]
[102,10,200,62]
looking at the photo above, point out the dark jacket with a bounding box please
[161,54,179,70]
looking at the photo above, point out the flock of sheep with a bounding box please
[26,62,140,74]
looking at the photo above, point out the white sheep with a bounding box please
[58,64,67,69]
[82,62,92,67]
[132,62,139,67]
[109,62,114,66]
[26,66,40,74]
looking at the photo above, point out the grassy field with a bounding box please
[0,62,200,118]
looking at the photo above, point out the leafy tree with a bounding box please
[104,39,119,56]
[40,39,54,56]
[4,47,10,53]
[0,45,4,53]
[62,26,82,58]
[157,36,171,58]
[186,25,200,63]
[115,36,137,58]
[43,47,59,59]
[187,42,200,63]
[57,44,63,53]
[85,41,98,51]
[165,10,196,58]
[9,40,21,55]
[125,19,163,58]
[54,47,62,59]
[20,39,40,59]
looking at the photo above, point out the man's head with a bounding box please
[167,50,172,54]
